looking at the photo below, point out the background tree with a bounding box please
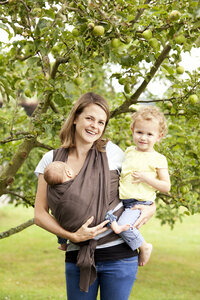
[0,0,199,237]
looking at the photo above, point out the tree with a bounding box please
[0,0,199,237]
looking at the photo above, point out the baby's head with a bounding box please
[44,161,68,185]
[131,105,167,138]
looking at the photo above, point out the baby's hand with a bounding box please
[132,172,148,183]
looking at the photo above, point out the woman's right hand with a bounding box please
[132,202,156,229]
[70,216,109,243]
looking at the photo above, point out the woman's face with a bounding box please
[74,104,107,146]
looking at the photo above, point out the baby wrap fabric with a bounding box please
[47,146,123,292]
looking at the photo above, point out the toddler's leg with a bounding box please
[57,236,67,251]
[118,208,144,250]
[118,208,152,265]
[58,243,68,251]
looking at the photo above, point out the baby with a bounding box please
[44,161,73,251]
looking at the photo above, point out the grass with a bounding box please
[0,205,65,300]
[132,212,200,300]
[0,205,200,300]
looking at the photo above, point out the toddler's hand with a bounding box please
[132,171,148,183]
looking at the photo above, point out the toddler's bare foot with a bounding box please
[112,223,130,234]
[139,243,152,266]
[58,244,67,251]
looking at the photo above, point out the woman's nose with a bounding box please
[91,120,97,128]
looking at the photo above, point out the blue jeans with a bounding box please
[65,256,138,300]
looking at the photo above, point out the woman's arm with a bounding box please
[132,202,156,229]
[34,174,108,243]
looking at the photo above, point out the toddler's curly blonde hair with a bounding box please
[131,105,167,136]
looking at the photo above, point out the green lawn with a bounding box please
[132,211,200,300]
[0,205,200,300]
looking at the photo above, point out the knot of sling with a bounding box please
[76,239,98,292]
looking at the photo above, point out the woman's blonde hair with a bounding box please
[59,92,110,151]
[131,105,167,136]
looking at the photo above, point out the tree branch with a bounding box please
[35,141,54,150]
[137,97,175,103]
[110,43,172,117]
[4,190,34,207]
[31,91,53,119]
[19,0,31,13]
[0,0,9,5]
[51,56,71,79]
[50,101,60,113]
[0,218,34,239]
[130,0,152,25]
[0,132,36,144]
[0,88,56,196]
[0,137,38,196]
[16,54,33,61]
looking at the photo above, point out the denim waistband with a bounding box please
[122,199,153,209]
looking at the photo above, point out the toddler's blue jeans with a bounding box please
[106,199,153,251]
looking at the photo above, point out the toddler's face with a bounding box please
[132,118,162,152]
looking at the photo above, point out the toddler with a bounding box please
[105,106,171,266]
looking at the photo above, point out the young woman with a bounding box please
[34,92,156,300]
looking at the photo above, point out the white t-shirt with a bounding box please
[35,140,124,176]
[34,141,125,250]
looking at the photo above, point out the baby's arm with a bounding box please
[132,168,171,193]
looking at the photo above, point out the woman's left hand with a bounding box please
[131,202,156,229]
[70,217,109,243]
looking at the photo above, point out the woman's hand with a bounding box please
[70,216,109,243]
[131,203,156,229]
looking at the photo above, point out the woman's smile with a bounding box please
[85,129,97,135]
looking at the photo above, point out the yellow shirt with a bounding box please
[119,146,168,202]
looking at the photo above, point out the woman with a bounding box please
[34,92,156,299]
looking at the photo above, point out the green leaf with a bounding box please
[0,23,10,34]
[162,64,175,75]
[27,57,41,67]
[53,93,66,107]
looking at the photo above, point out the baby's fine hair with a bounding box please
[131,105,167,136]
[44,161,66,185]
